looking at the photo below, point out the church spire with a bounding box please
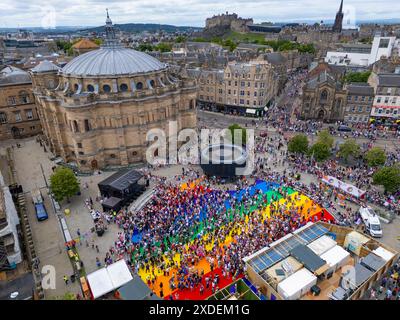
[332,0,344,33]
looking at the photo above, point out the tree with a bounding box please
[175,35,186,43]
[365,147,386,167]
[372,166,400,194]
[309,142,331,162]
[50,167,80,203]
[344,71,371,83]
[317,129,334,149]
[338,139,360,162]
[227,124,247,146]
[288,134,309,154]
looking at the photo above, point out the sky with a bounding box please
[0,0,398,28]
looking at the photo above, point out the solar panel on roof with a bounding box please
[296,224,328,244]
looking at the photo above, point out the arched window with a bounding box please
[320,90,328,101]
[73,120,80,133]
[74,84,79,92]
[189,99,195,109]
[336,99,342,108]
[84,119,90,132]
[103,84,111,93]
[149,80,155,88]
[87,84,95,92]
[120,83,128,92]
[136,82,143,90]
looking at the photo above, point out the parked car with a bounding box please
[35,202,49,221]
[337,125,352,132]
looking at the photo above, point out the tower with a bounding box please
[332,0,344,33]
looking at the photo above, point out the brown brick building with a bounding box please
[0,66,41,141]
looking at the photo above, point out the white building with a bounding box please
[325,36,400,67]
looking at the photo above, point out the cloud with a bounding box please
[0,0,398,28]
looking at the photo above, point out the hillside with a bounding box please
[81,23,202,34]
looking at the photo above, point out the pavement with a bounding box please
[2,138,80,299]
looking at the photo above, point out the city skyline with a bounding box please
[0,0,399,28]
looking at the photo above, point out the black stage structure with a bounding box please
[200,144,248,178]
[98,168,146,211]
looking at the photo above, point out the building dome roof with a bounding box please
[0,66,31,85]
[61,47,167,77]
[31,60,60,73]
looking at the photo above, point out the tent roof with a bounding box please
[360,253,386,272]
[307,235,337,256]
[320,245,350,267]
[345,263,373,287]
[98,168,143,191]
[290,245,327,273]
[107,259,134,288]
[117,276,157,300]
[372,247,395,262]
[277,268,317,298]
[87,268,114,299]
[87,260,133,299]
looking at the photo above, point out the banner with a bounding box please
[321,175,366,199]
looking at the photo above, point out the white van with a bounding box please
[359,206,383,238]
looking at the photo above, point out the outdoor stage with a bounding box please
[134,180,335,300]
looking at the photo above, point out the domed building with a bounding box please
[30,12,197,170]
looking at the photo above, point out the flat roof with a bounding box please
[290,245,327,273]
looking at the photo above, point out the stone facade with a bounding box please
[30,68,197,171]
[29,14,197,171]
[301,70,347,122]
[204,12,253,36]
[0,67,41,141]
[344,83,374,123]
[190,60,277,116]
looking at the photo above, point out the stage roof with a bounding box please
[98,168,143,192]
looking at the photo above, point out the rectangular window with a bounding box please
[14,112,22,122]
[30,126,35,130]
[0,113,7,124]
[25,109,33,120]
[239,99,244,104]
[77,143,83,148]
[358,106,363,112]
[241,81,245,87]
[78,151,84,155]
[384,97,389,103]
[7,96,17,105]
[377,97,381,103]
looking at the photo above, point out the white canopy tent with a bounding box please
[87,260,133,299]
[277,268,317,300]
[307,235,337,256]
[86,268,114,300]
[321,175,366,199]
[372,247,395,262]
[320,245,351,275]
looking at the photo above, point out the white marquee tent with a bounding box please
[87,260,133,299]
[320,245,350,275]
[277,268,317,300]
[307,235,337,256]
[372,246,395,262]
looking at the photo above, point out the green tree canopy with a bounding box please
[372,166,400,194]
[227,124,247,146]
[344,71,371,83]
[288,134,309,154]
[317,129,334,149]
[154,42,172,52]
[137,43,153,52]
[50,167,80,203]
[309,142,331,162]
[365,147,387,167]
[175,35,187,43]
[338,139,361,162]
